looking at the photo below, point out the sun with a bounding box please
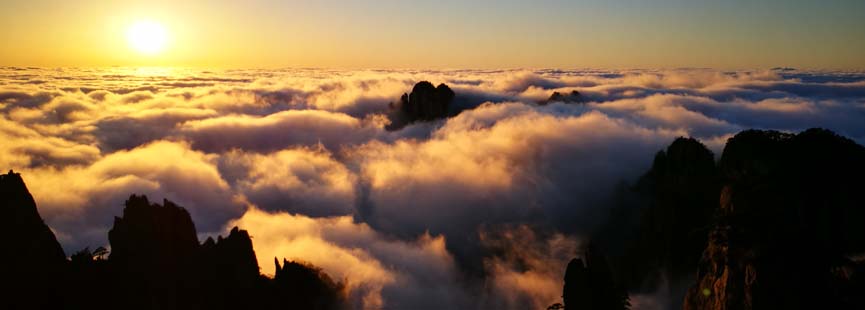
[127,21,168,55]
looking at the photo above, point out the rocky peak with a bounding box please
[684,128,865,309]
[108,194,200,263]
[0,170,66,264]
[0,172,347,309]
[200,226,260,285]
[273,258,347,310]
[562,244,629,309]
[0,170,67,308]
[541,90,582,105]
[598,137,719,294]
[386,81,455,130]
[403,81,455,121]
[653,137,717,178]
[717,129,792,182]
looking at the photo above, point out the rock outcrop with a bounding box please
[100,194,345,309]
[199,227,263,309]
[386,81,455,130]
[402,81,455,121]
[563,244,630,310]
[201,226,261,287]
[0,170,67,309]
[272,258,346,310]
[541,90,582,105]
[0,171,66,263]
[597,137,720,296]
[109,195,200,263]
[0,174,346,310]
[627,137,720,284]
[683,129,865,309]
[106,195,204,308]
[595,129,865,308]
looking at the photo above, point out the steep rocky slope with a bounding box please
[683,129,865,309]
[0,170,67,309]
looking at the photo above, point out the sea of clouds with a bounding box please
[2,67,864,309]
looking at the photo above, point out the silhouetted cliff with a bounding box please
[270,258,346,310]
[0,170,67,309]
[99,195,345,310]
[386,81,455,130]
[0,173,346,310]
[201,227,261,289]
[597,137,720,295]
[562,244,629,310]
[683,128,865,309]
[591,129,865,308]
[199,226,267,309]
[106,195,202,308]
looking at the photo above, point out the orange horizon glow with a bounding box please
[1,0,864,69]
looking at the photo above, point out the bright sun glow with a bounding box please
[127,21,167,55]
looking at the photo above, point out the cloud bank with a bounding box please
[2,67,864,309]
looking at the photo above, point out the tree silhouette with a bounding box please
[93,247,108,260]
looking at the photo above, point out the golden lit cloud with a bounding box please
[228,208,464,309]
[3,67,865,308]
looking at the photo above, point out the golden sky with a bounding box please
[2,0,864,69]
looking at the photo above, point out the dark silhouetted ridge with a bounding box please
[627,137,719,284]
[199,226,263,309]
[591,129,865,309]
[0,170,66,309]
[597,137,720,298]
[106,195,207,308]
[562,244,630,310]
[200,226,261,288]
[272,258,346,310]
[97,194,346,309]
[0,178,346,310]
[684,128,865,309]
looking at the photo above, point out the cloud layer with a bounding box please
[2,67,864,309]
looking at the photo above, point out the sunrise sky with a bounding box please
[2,0,864,69]
[4,1,865,308]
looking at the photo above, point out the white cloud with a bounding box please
[3,67,865,309]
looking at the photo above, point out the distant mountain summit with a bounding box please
[541,90,582,105]
[386,81,455,130]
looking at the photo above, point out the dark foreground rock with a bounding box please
[0,172,345,310]
[596,137,720,298]
[97,195,345,310]
[562,244,630,310]
[591,128,865,309]
[683,129,865,309]
[0,170,67,309]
